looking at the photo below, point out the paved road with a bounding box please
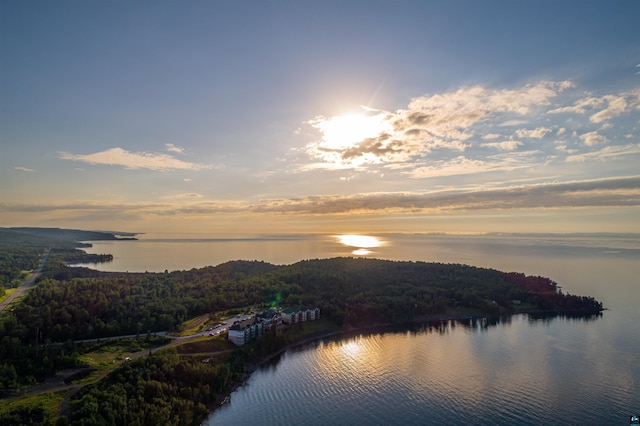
[70,315,236,344]
[0,249,50,313]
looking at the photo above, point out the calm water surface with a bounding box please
[78,234,640,425]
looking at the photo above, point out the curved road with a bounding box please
[0,249,50,313]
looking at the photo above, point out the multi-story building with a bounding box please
[280,306,320,325]
[255,308,282,330]
[228,317,264,346]
[227,306,321,346]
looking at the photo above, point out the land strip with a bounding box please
[0,249,50,313]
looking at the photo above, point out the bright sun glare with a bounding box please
[313,111,390,150]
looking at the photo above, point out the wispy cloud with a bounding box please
[481,141,523,151]
[58,147,209,171]
[165,143,185,154]
[159,193,203,200]
[406,152,536,178]
[13,166,34,172]
[566,144,640,162]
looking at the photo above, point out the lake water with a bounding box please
[78,233,640,425]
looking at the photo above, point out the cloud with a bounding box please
[555,144,577,154]
[13,166,34,172]
[165,143,185,154]
[406,151,537,178]
[482,133,502,140]
[498,120,528,127]
[297,80,640,178]
[304,81,571,169]
[251,176,640,214]
[589,95,628,123]
[566,144,640,162]
[515,127,552,139]
[549,92,636,123]
[481,141,523,151]
[549,97,604,115]
[159,193,203,200]
[58,147,209,171]
[579,131,606,146]
[2,176,639,220]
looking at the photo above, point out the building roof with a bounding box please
[229,317,257,330]
[281,305,319,314]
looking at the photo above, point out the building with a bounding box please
[228,317,264,346]
[256,308,282,330]
[227,306,321,345]
[281,306,320,325]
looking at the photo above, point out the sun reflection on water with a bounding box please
[352,248,372,256]
[341,340,363,358]
[337,234,383,256]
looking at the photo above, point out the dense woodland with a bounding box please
[6,257,602,347]
[0,228,603,425]
[0,228,116,289]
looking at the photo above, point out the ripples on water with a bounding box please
[206,313,640,425]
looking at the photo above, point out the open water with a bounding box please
[78,233,640,425]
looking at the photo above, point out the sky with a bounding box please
[1,0,640,236]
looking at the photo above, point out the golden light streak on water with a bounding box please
[337,234,383,255]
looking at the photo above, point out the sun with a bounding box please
[310,109,391,151]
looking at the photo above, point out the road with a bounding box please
[0,249,50,313]
[70,314,237,344]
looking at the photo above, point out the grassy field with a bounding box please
[281,317,342,342]
[0,391,63,425]
[73,337,171,384]
[176,313,214,336]
[173,336,236,355]
[0,287,17,304]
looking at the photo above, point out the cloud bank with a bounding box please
[3,176,638,218]
[302,81,640,178]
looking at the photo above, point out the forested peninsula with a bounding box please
[0,228,603,425]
